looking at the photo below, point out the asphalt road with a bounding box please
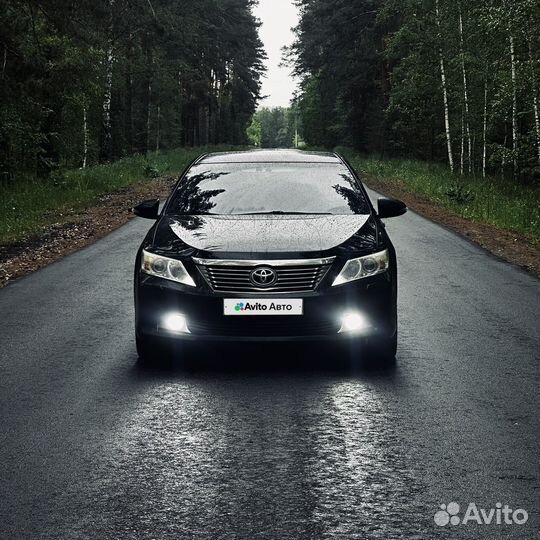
[1,190,539,540]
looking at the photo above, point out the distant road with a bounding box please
[1,189,538,539]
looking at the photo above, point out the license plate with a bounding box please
[224,299,303,316]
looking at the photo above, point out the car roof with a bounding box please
[199,149,342,164]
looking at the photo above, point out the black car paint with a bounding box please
[134,150,403,347]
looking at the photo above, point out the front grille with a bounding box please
[188,317,339,337]
[196,260,333,294]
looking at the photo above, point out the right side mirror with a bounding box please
[377,197,407,219]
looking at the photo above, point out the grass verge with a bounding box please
[340,150,540,244]
[0,146,235,244]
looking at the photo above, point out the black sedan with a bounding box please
[133,150,407,365]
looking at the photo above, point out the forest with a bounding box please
[290,0,540,182]
[247,106,302,148]
[3,0,540,184]
[0,0,265,180]
[1,0,539,245]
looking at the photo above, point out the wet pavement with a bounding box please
[1,192,539,539]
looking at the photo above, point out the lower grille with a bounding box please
[196,259,334,294]
[188,317,339,337]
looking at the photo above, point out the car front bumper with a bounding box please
[135,272,396,343]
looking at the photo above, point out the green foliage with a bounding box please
[249,105,303,148]
[252,108,293,148]
[143,163,162,179]
[446,184,474,205]
[247,117,262,147]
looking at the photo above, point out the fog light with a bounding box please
[162,313,190,334]
[339,311,370,334]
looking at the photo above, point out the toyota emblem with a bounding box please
[250,267,277,288]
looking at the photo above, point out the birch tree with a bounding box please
[458,2,472,174]
[527,34,540,166]
[82,106,89,169]
[482,80,488,178]
[435,0,454,173]
[100,0,115,162]
[509,31,519,178]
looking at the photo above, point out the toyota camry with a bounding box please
[133,150,407,365]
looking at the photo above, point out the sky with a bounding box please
[254,0,299,109]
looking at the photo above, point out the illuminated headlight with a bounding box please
[162,313,190,334]
[141,250,196,287]
[332,249,389,286]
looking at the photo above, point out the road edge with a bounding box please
[365,176,540,279]
[0,177,176,289]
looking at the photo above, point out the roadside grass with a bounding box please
[0,146,235,244]
[340,150,540,243]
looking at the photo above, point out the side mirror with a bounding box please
[377,197,407,219]
[133,199,160,220]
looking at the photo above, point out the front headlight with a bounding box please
[141,250,196,287]
[332,249,390,286]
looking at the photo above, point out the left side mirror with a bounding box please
[377,197,407,219]
[133,199,160,220]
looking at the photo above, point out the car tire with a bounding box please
[136,334,168,367]
[364,332,397,368]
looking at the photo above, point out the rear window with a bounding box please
[166,163,370,216]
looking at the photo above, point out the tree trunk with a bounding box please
[435,0,454,173]
[471,133,476,176]
[155,103,161,152]
[460,109,465,175]
[178,72,184,146]
[482,80,488,178]
[145,46,153,155]
[204,105,210,146]
[125,72,133,153]
[101,43,114,161]
[458,5,472,174]
[216,79,222,143]
[2,45,6,79]
[197,106,206,146]
[125,33,134,154]
[82,106,88,169]
[509,32,518,178]
[528,36,540,166]
[501,123,508,178]
[100,0,115,162]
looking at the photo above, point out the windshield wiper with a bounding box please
[237,211,333,216]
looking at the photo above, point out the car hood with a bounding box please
[157,214,374,255]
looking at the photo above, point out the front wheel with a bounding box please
[363,332,397,368]
[136,334,169,367]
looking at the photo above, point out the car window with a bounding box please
[166,163,370,216]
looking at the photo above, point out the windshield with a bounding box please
[166,163,370,216]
